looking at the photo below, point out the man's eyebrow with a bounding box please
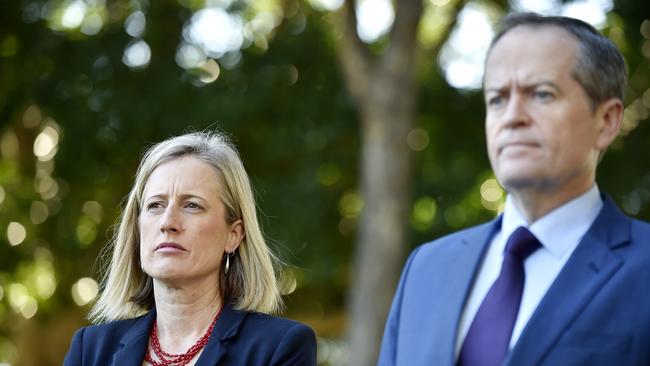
[524,80,560,90]
[484,80,560,93]
[484,86,506,93]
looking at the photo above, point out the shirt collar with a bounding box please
[501,185,603,259]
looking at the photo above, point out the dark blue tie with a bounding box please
[458,226,541,366]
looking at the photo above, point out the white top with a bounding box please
[454,185,603,359]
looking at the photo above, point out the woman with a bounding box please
[64,132,316,365]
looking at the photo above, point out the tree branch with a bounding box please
[331,0,375,107]
[429,0,470,58]
[382,0,424,83]
[388,0,424,55]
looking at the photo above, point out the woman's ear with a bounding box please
[225,219,244,253]
[594,98,624,150]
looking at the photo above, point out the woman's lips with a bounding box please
[155,242,187,252]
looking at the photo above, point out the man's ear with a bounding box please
[225,219,244,253]
[595,98,624,150]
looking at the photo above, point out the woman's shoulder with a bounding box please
[64,312,153,366]
[72,311,153,344]
[221,306,315,343]
[241,311,314,336]
[224,310,317,365]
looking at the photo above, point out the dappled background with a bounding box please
[0,0,649,365]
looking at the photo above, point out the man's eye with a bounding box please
[534,90,553,100]
[487,95,503,106]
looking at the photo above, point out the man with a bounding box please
[378,13,650,366]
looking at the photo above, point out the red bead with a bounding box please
[144,305,223,365]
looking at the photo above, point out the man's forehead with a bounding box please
[490,24,579,54]
[483,25,579,87]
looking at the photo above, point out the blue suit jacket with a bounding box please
[64,303,317,366]
[378,197,650,366]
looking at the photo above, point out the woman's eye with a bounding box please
[147,202,162,210]
[185,202,202,210]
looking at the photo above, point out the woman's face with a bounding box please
[139,156,243,285]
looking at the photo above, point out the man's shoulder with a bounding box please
[626,217,650,255]
[397,220,497,279]
[413,220,496,258]
[630,216,650,232]
[596,197,650,255]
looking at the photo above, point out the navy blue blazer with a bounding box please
[378,196,650,366]
[64,303,316,365]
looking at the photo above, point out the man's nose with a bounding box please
[160,206,182,233]
[502,94,530,128]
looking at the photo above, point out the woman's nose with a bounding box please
[159,207,181,233]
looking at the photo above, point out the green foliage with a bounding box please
[1,2,361,350]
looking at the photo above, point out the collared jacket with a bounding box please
[378,196,650,366]
[64,303,316,366]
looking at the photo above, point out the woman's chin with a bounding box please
[146,267,219,286]
[146,267,185,282]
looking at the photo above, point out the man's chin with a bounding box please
[498,174,550,192]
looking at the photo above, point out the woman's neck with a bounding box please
[152,275,222,354]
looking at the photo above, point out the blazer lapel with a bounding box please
[429,219,500,362]
[112,310,155,366]
[506,197,631,365]
[195,303,247,366]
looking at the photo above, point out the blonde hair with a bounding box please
[89,132,282,323]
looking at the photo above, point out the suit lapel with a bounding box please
[112,310,155,366]
[506,197,631,366]
[195,303,247,366]
[428,219,500,362]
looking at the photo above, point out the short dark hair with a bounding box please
[487,13,627,108]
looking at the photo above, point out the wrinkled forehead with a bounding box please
[141,156,223,199]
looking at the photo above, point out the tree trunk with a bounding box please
[346,80,417,365]
[331,0,422,362]
[330,0,468,363]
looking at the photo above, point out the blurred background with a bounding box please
[0,0,649,364]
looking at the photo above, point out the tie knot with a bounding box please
[505,226,541,259]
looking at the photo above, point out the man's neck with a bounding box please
[508,181,596,224]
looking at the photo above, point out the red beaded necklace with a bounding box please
[144,305,223,366]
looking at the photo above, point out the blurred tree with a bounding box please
[1,1,360,364]
[329,1,463,364]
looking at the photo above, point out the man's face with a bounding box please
[484,25,602,195]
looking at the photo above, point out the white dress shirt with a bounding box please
[454,185,604,359]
